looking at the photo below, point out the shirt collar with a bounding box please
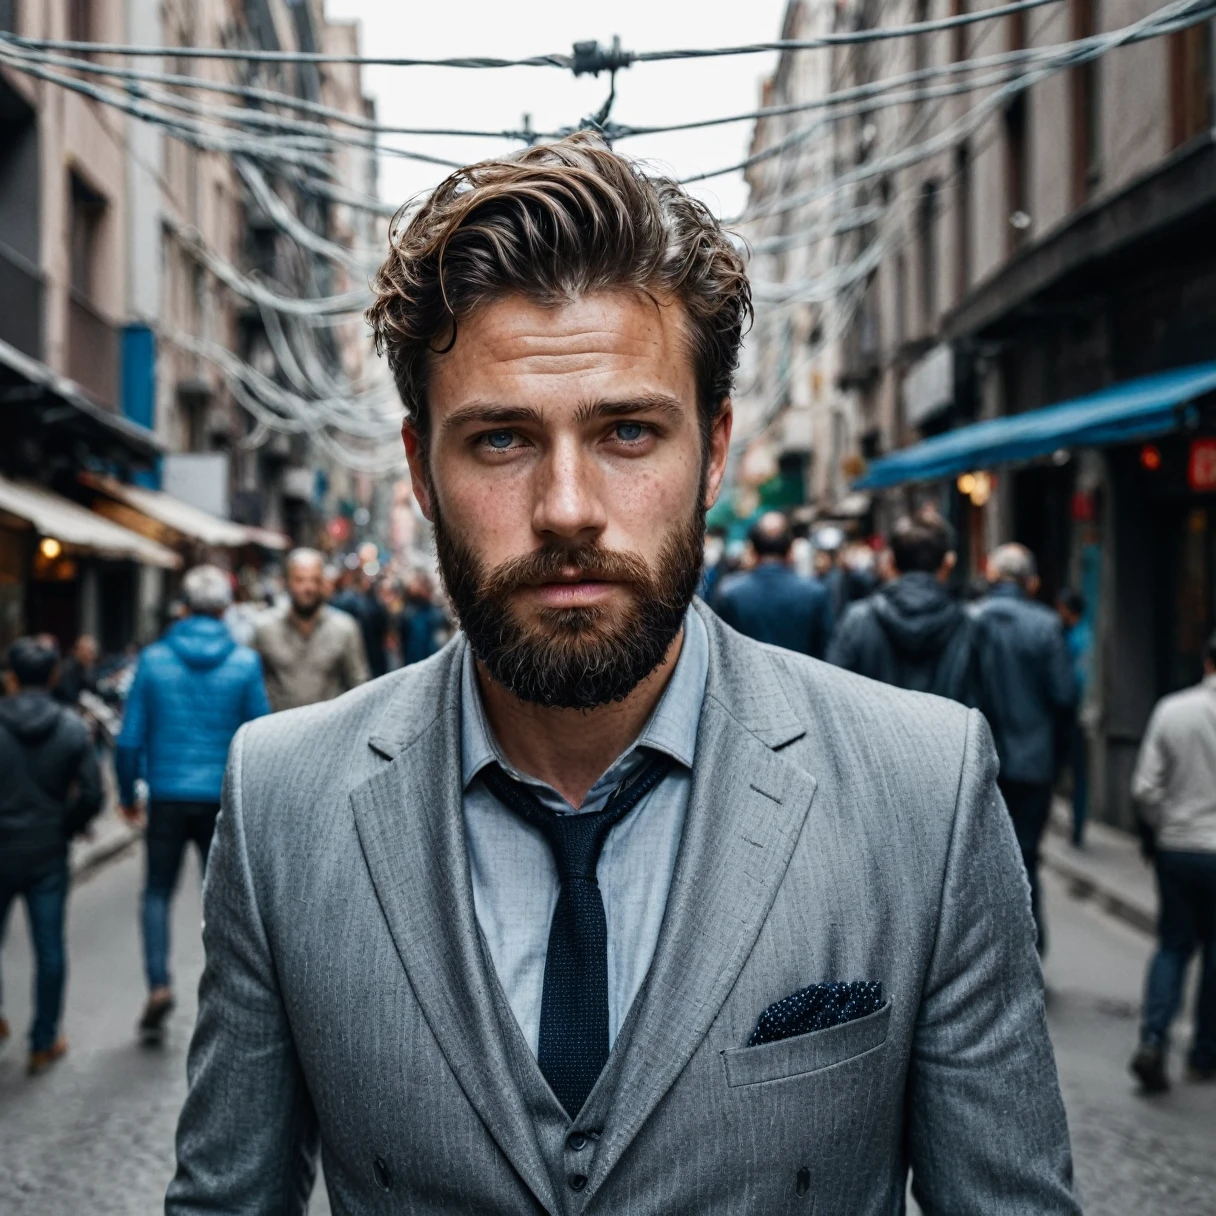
[460,605,709,796]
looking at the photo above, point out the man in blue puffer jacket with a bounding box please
[116,564,271,1038]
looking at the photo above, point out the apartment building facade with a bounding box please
[744,0,1216,825]
[0,0,379,653]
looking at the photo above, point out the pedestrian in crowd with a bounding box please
[253,548,370,711]
[335,567,391,678]
[0,637,103,1073]
[222,576,261,648]
[973,543,1076,951]
[712,511,833,658]
[168,136,1076,1214]
[1127,630,1216,1093]
[51,634,98,708]
[1057,589,1093,846]
[828,507,979,704]
[116,565,271,1040]
[397,568,446,667]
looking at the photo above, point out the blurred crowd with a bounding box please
[1,512,1212,1091]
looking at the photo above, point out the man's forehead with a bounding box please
[429,291,696,407]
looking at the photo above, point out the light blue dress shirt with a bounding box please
[460,607,709,1057]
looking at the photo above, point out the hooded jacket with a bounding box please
[0,689,103,877]
[972,582,1076,784]
[827,572,980,705]
[116,616,272,806]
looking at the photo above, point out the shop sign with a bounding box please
[1189,438,1216,492]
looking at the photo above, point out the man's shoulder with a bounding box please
[708,609,970,741]
[1153,681,1215,726]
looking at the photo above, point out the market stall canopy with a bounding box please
[855,362,1216,490]
[0,476,181,568]
[81,473,290,551]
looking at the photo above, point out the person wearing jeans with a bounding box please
[141,802,219,994]
[0,636,103,1072]
[117,565,270,1038]
[1130,630,1216,1091]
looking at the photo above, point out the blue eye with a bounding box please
[615,422,645,442]
[485,430,515,450]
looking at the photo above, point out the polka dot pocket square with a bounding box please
[748,981,885,1047]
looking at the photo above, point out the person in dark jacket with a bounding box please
[396,569,446,667]
[973,544,1076,950]
[713,512,833,658]
[51,634,98,708]
[0,636,103,1073]
[116,565,271,1039]
[333,568,390,678]
[828,507,978,703]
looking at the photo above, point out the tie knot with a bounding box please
[480,754,675,883]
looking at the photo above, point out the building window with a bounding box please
[69,170,106,300]
[1170,21,1213,147]
[951,0,968,64]
[955,142,971,299]
[68,0,92,43]
[895,250,908,348]
[1071,0,1101,205]
[1004,93,1030,252]
[918,179,940,329]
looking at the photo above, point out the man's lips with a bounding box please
[520,578,619,608]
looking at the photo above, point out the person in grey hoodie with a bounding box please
[828,507,979,704]
[1128,630,1216,1092]
[0,636,103,1073]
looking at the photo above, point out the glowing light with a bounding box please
[1140,444,1162,471]
[957,473,976,496]
[39,537,62,560]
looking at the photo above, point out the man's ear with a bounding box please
[704,399,734,510]
[402,419,434,521]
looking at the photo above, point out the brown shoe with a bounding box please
[28,1036,67,1075]
[0,1015,11,1044]
[138,989,175,1038]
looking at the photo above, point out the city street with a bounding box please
[0,848,1213,1214]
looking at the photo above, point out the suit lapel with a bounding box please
[350,642,561,1216]
[585,618,818,1196]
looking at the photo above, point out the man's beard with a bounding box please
[291,596,323,620]
[433,506,706,710]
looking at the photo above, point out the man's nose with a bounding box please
[531,437,607,542]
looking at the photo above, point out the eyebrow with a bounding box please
[441,393,687,435]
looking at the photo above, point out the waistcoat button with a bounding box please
[567,1131,588,1152]
[568,1173,588,1192]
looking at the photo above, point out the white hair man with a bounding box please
[116,564,272,1039]
[972,543,1076,951]
[252,548,370,712]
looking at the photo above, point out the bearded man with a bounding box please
[168,137,1077,1215]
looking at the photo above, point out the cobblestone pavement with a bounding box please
[1,848,1213,1213]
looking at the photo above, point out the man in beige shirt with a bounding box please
[254,549,370,712]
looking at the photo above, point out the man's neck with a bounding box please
[289,605,323,637]
[475,627,686,809]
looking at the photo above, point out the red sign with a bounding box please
[1189,439,1216,492]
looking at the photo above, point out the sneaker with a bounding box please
[1130,1042,1169,1093]
[28,1036,67,1075]
[138,989,175,1040]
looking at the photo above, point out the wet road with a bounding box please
[0,847,1212,1214]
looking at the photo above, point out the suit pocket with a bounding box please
[721,998,892,1087]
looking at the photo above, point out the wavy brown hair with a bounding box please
[366,133,752,450]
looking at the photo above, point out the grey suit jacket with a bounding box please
[168,603,1078,1215]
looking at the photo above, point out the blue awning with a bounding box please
[855,362,1216,490]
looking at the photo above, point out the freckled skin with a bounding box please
[400,290,733,804]
[405,291,730,625]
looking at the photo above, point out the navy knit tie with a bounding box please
[480,753,674,1118]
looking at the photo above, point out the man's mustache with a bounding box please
[480,543,655,600]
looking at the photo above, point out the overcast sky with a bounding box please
[322,0,790,219]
